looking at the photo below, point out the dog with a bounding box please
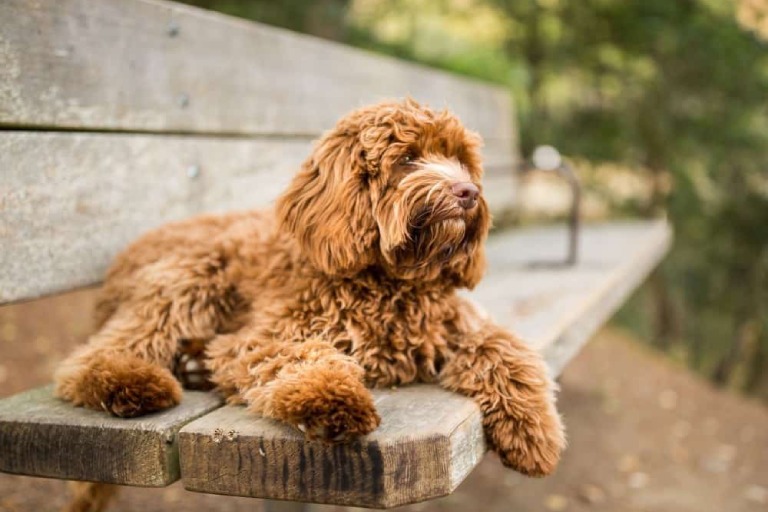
[55,99,565,484]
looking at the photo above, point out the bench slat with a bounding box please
[0,132,303,303]
[0,386,222,486]
[477,220,673,374]
[179,386,484,508]
[177,220,671,507]
[0,132,515,304]
[0,0,514,142]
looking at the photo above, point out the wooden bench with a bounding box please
[0,0,672,509]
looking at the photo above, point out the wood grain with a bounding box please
[177,220,671,506]
[0,0,515,143]
[0,131,515,304]
[474,220,673,374]
[0,386,222,486]
[0,132,306,303]
[179,386,485,508]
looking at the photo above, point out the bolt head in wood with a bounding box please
[186,165,200,178]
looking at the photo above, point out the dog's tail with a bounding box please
[63,482,119,512]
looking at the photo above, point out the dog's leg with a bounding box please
[55,253,242,417]
[55,331,183,418]
[206,332,381,441]
[440,321,565,476]
[63,482,119,512]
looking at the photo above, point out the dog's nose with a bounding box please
[451,182,479,209]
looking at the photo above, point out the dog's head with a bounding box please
[277,99,491,288]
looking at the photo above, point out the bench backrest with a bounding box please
[0,0,518,304]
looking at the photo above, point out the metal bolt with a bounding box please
[167,21,180,37]
[186,165,200,179]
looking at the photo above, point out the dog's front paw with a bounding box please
[56,352,182,418]
[99,363,182,418]
[267,364,381,442]
[486,402,566,477]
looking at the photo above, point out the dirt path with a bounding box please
[1,292,766,512]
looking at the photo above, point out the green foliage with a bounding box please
[498,0,767,375]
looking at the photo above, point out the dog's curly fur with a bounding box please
[55,99,565,483]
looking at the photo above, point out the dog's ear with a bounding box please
[276,131,379,276]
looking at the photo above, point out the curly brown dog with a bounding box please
[55,99,565,481]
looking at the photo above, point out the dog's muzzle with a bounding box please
[451,182,479,210]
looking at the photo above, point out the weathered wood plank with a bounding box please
[0,132,306,303]
[0,386,222,486]
[475,220,673,373]
[179,386,484,508]
[0,131,515,304]
[0,0,515,144]
[178,220,671,507]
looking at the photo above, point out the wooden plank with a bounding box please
[178,220,671,507]
[179,386,484,508]
[0,131,514,304]
[475,220,673,374]
[0,0,516,145]
[0,132,307,303]
[0,386,222,486]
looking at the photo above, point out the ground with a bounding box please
[0,290,766,512]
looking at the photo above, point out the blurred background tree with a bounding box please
[180,0,768,401]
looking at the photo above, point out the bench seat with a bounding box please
[0,0,671,507]
[0,387,221,486]
[0,220,671,507]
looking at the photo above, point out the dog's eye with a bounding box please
[398,154,415,166]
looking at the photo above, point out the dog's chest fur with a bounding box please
[206,212,475,389]
[327,275,463,387]
[250,268,465,388]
